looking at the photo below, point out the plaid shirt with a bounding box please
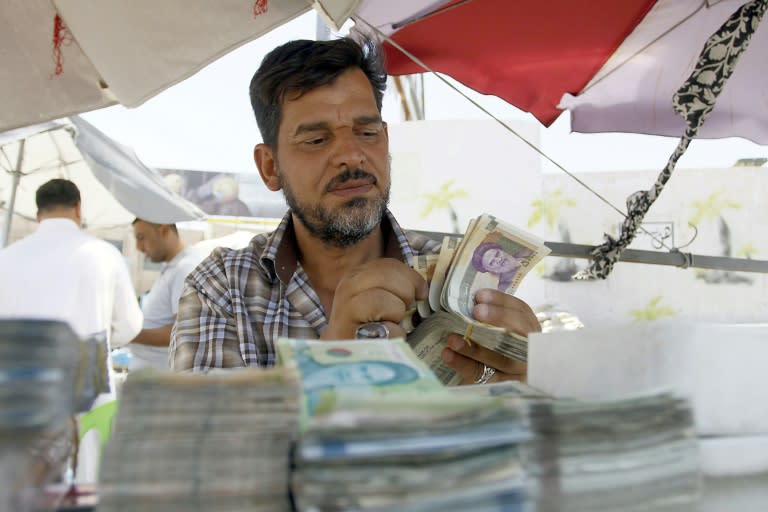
[170,210,441,372]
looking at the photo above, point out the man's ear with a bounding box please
[254,144,281,192]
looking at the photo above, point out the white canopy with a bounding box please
[0,0,359,133]
[0,117,205,247]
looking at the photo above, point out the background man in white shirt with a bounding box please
[0,178,142,375]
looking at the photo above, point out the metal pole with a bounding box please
[544,241,768,274]
[0,139,25,249]
[413,230,768,274]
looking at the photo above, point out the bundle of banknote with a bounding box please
[276,337,443,422]
[0,318,93,431]
[446,385,701,511]
[98,367,301,512]
[280,338,534,511]
[407,213,550,384]
[0,318,103,510]
[528,391,700,512]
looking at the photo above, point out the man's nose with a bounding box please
[331,130,366,170]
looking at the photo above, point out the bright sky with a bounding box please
[82,11,767,177]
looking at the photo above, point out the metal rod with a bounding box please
[0,139,25,249]
[544,241,768,274]
[413,231,768,274]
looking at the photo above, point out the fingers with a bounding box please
[473,288,541,336]
[341,258,429,306]
[382,320,407,339]
[441,333,527,385]
[351,288,413,324]
[323,258,428,340]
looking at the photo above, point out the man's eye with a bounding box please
[305,137,326,145]
[359,129,380,138]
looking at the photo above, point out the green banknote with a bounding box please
[276,337,443,418]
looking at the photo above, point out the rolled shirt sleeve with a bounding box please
[170,253,246,372]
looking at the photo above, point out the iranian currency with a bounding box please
[0,319,91,510]
[0,318,100,429]
[428,236,461,312]
[407,311,528,385]
[98,367,301,512]
[293,386,531,512]
[410,253,439,319]
[443,213,550,321]
[276,337,442,419]
[404,215,547,376]
[524,391,701,511]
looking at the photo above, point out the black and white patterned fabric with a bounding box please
[575,0,768,280]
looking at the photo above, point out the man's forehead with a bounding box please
[279,70,379,128]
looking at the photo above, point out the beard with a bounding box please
[278,167,390,248]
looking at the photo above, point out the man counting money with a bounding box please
[170,37,539,384]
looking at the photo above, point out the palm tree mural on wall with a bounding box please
[629,296,677,322]
[689,191,752,284]
[737,244,759,259]
[528,189,580,281]
[421,179,468,234]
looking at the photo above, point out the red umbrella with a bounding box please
[353,0,768,143]
[376,0,656,127]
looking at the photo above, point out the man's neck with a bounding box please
[165,240,186,263]
[292,216,385,297]
[38,210,79,225]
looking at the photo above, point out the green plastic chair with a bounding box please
[78,400,118,448]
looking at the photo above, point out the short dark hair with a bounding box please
[35,179,80,212]
[249,37,387,149]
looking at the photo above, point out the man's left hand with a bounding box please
[440,288,540,385]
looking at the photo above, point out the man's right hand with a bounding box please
[320,258,428,341]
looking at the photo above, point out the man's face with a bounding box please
[268,68,390,247]
[481,248,520,274]
[133,221,166,263]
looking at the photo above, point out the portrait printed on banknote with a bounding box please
[469,235,535,293]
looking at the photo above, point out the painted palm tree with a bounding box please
[736,244,758,259]
[689,191,751,284]
[689,190,741,253]
[528,190,576,231]
[629,296,677,322]
[528,189,578,281]
[421,178,468,234]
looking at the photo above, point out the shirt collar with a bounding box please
[260,209,415,285]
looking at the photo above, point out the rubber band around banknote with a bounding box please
[463,324,474,347]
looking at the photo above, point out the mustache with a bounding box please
[325,168,376,192]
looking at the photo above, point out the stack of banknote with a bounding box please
[459,383,701,511]
[98,367,301,512]
[0,318,102,511]
[526,391,701,511]
[280,337,533,511]
[0,318,95,430]
[408,213,550,384]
